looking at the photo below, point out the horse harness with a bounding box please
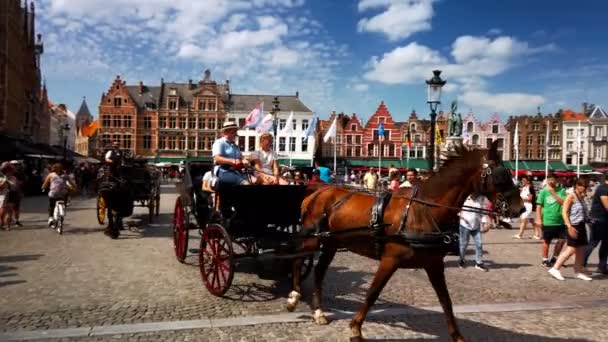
[303,163,513,256]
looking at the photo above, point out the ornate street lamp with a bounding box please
[426,70,446,171]
[270,96,281,148]
[60,123,71,160]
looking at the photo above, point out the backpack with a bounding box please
[49,174,68,198]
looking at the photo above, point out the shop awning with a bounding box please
[567,164,594,172]
[523,160,546,171]
[549,161,569,172]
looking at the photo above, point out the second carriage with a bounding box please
[97,158,161,225]
[172,161,314,296]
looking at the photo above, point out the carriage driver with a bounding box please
[104,142,122,176]
[212,121,250,186]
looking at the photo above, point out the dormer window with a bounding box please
[145,102,156,110]
[168,99,177,110]
[351,124,356,131]
[492,124,499,134]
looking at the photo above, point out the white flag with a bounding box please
[513,122,519,146]
[256,114,274,133]
[323,117,337,143]
[280,111,294,135]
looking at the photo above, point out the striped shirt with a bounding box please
[569,195,587,225]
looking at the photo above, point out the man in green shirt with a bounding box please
[536,173,567,267]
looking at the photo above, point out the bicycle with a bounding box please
[50,198,66,234]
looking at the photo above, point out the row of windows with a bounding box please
[236,118,310,132]
[158,117,222,130]
[101,134,133,148]
[510,150,561,160]
[157,136,217,151]
[167,97,217,111]
[101,115,133,128]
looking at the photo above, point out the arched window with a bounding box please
[467,122,474,132]
[410,123,416,132]
[472,134,479,145]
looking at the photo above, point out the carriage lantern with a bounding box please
[425,70,446,171]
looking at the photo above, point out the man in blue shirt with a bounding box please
[314,161,332,183]
[212,121,250,186]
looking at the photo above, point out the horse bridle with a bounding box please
[479,163,518,216]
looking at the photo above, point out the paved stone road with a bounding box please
[1,186,606,340]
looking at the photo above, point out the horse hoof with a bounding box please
[286,291,300,312]
[313,309,329,325]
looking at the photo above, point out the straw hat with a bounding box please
[221,121,239,131]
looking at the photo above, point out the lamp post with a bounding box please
[60,123,71,160]
[270,96,281,153]
[426,70,446,172]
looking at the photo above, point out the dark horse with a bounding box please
[98,170,135,239]
[287,141,524,342]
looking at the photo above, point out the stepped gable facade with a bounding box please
[363,101,402,158]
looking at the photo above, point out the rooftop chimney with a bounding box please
[138,81,144,94]
[188,79,193,89]
[582,102,588,115]
[295,91,299,98]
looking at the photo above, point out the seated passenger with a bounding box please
[202,170,217,192]
[249,133,287,185]
[212,121,250,186]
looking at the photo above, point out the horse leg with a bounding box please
[350,256,399,342]
[311,245,337,325]
[424,259,464,342]
[286,237,320,312]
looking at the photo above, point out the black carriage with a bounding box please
[173,162,314,296]
[97,158,161,225]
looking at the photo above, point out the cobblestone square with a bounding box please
[1,186,606,341]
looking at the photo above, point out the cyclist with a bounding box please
[41,163,72,228]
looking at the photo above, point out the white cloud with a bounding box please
[357,0,435,41]
[37,0,342,115]
[459,91,545,115]
[354,84,370,92]
[365,42,444,84]
[363,34,554,115]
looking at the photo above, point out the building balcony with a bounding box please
[593,136,607,142]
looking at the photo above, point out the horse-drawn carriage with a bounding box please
[97,157,161,238]
[172,162,314,296]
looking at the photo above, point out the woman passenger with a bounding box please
[249,133,286,185]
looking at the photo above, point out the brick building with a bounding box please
[363,101,402,159]
[0,0,46,142]
[97,70,230,160]
[506,111,565,174]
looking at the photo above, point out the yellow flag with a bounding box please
[435,125,443,145]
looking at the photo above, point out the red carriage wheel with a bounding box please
[199,223,234,296]
[173,197,189,263]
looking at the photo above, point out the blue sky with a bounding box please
[37,0,608,123]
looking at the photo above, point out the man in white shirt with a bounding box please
[363,167,378,190]
[459,193,490,271]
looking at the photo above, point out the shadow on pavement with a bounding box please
[353,309,594,341]
[0,254,43,288]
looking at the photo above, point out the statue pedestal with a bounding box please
[439,137,464,164]
[445,136,463,152]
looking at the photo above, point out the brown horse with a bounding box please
[287,142,524,342]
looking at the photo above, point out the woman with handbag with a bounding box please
[548,178,593,281]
